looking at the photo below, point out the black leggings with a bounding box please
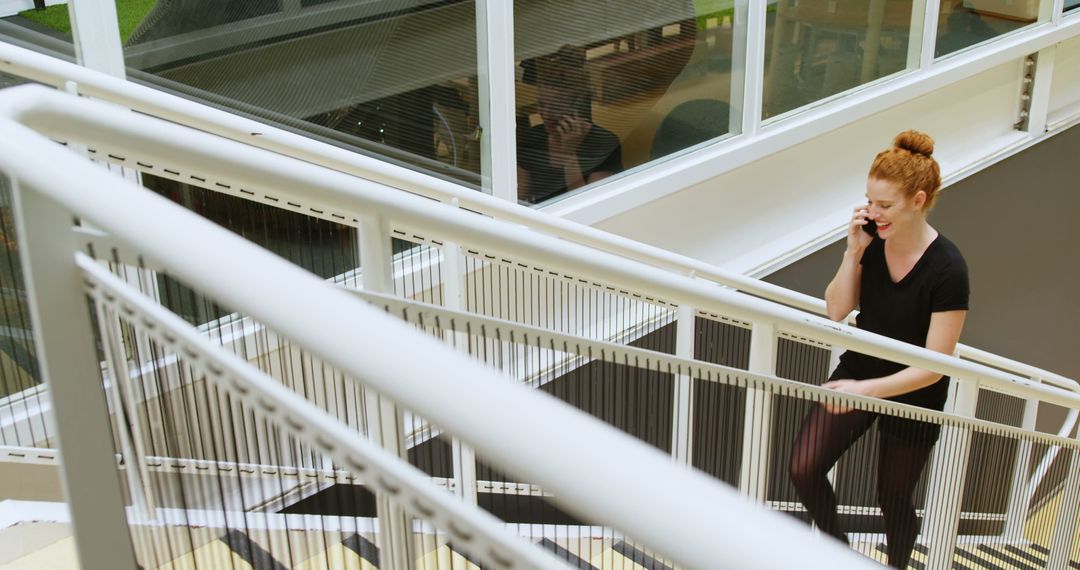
[789,405,934,569]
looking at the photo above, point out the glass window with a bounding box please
[121,0,482,188]
[764,0,916,120]
[1065,0,1080,13]
[513,0,740,205]
[935,0,1035,58]
[0,2,74,58]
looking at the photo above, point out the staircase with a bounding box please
[0,30,1079,570]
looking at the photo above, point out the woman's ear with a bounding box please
[912,190,927,210]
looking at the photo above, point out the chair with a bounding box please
[650,99,731,160]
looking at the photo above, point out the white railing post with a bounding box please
[10,178,138,569]
[1046,444,1080,570]
[740,321,776,502]
[671,304,696,465]
[922,377,979,568]
[357,214,414,569]
[443,238,478,505]
[96,302,156,520]
[1002,393,1040,541]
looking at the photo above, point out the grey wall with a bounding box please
[766,124,1080,397]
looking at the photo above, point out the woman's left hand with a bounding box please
[821,379,877,414]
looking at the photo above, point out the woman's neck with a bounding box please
[886,219,937,254]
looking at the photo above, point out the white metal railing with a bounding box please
[0,85,884,569]
[3,85,1072,413]
[0,39,1076,402]
[1,83,1078,566]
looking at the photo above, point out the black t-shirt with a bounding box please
[838,234,970,410]
[517,123,622,204]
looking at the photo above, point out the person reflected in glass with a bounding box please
[788,131,969,569]
[936,0,999,57]
[517,45,622,204]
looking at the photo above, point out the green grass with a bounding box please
[19,0,158,43]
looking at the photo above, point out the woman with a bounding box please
[788,130,969,569]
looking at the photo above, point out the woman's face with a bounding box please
[865,177,926,240]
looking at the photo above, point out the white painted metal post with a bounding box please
[1048,0,1066,23]
[671,304,696,465]
[67,0,125,78]
[1024,46,1056,136]
[740,321,776,502]
[922,377,979,569]
[443,239,478,505]
[357,214,414,570]
[66,1,142,189]
[917,0,942,69]
[475,0,517,202]
[10,179,138,569]
[1001,394,1040,541]
[1046,445,1080,570]
[737,0,766,136]
[730,0,764,137]
[906,0,928,70]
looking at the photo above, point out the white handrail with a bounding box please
[352,289,1080,448]
[3,85,1077,415]
[0,100,879,570]
[0,40,1072,395]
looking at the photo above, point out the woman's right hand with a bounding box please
[846,205,874,252]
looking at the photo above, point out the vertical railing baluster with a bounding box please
[1002,392,1040,541]
[1047,445,1080,570]
[922,376,979,568]
[443,239,478,505]
[11,179,138,569]
[358,214,414,569]
[740,321,776,502]
[96,303,156,519]
[671,304,695,465]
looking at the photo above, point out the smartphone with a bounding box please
[862,219,878,237]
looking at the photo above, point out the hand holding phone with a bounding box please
[862,218,877,237]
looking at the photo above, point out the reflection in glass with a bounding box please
[0,178,42,398]
[121,0,483,187]
[514,0,739,205]
[764,0,914,119]
[1068,0,1080,12]
[935,0,1034,58]
[0,2,74,58]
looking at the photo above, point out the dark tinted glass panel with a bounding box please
[122,1,482,187]
[936,0,1034,58]
[514,0,740,205]
[764,0,916,119]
